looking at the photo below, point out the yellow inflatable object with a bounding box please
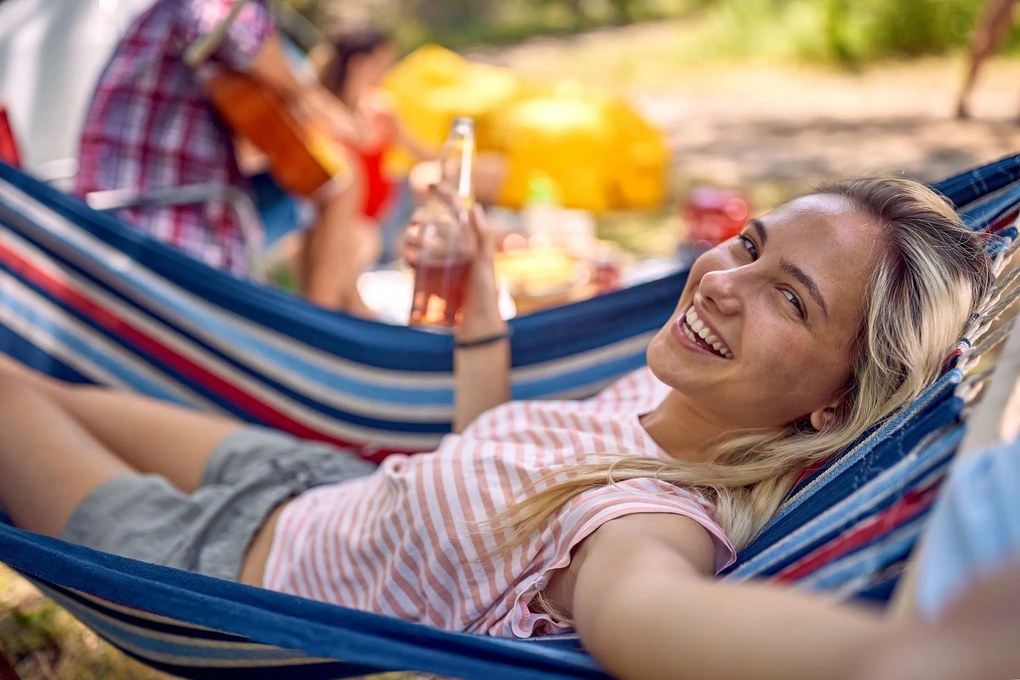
[383,45,667,213]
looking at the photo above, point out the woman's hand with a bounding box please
[402,187,504,338]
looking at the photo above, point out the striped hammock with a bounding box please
[0,154,1018,677]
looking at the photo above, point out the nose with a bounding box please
[699,267,744,316]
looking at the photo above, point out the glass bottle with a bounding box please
[408,117,477,328]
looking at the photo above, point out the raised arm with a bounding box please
[402,200,509,431]
[567,514,886,680]
[453,204,509,431]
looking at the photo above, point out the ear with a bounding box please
[808,402,840,432]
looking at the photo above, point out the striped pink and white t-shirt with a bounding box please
[263,367,736,638]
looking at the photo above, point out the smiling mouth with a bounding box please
[680,307,734,359]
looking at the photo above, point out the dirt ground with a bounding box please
[639,58,1020,190]
[476,22,1020,196]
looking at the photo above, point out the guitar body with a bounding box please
[204,69,348,199]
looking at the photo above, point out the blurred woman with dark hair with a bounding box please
[318,27,432,240]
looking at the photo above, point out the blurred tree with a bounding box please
[822,0,856,66]
[404,0,497,30]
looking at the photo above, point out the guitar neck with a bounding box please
[183,0,254,69]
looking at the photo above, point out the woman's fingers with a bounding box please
[468,203,498,258]
[400,220,423,267]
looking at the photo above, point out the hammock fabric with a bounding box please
[0,154,1018,678]
[0,162,677,462]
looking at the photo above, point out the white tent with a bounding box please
[0,0,152,184]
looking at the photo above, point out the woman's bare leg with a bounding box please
[957,0,1018,119]
[300,167,380,316]
[0,359,243,493]
[0,373,138,536]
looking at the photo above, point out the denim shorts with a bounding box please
[61,427,375,581]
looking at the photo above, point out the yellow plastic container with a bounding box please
[383,45,668,212]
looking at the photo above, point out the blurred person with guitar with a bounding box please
[73,0,376,315]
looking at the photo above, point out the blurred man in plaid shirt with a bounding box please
[74,0,376,315]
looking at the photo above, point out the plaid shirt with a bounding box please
[74,0,273,275]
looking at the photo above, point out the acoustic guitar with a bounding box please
[185,0,349,200]
[203,69,350,199]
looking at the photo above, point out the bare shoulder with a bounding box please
[585,513,717,576]
[544,513,716,618]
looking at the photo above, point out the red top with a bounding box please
[347,93,397,220]
[0,106,21,167]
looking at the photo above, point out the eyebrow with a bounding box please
[751,218,767,246]
[752,217,830,320]
[781,258,830,320]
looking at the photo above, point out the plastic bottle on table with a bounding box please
[521,171,561,241]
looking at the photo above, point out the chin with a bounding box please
[645,332,680,384]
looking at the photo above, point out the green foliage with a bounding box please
[814,0,981,64]
[284,0,1010,67]
[686,0,984,66]
[391,0,711,51]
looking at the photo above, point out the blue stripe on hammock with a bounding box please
[0,277,190,401]
[730,422,962,582]
[0,523,607,679]
[958,183,1020,231]
[933,152,1020,208]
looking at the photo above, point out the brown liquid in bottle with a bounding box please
[409,257,471,327]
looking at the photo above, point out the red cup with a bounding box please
[684,187,752,247]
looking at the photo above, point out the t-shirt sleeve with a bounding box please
[176,0,274,72]
[508,478,736,637]
[562,478,736,573]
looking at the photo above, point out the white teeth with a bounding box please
[681,306,733,359]
[681,322,699,345]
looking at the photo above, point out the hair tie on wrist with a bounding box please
[455,330,511,349]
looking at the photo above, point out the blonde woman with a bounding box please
[0,178,992,679]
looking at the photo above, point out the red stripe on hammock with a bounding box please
[0,239,406,462]
[771,484,939,582]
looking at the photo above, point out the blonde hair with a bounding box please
[495,178,993,553]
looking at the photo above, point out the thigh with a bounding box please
[0,376,134,537]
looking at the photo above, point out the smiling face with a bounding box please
[647,193,886,431]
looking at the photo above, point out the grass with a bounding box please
[0,567,442,679]
[0,565,172,679]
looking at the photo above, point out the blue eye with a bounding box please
[738,234,758,259]
[783,289,806,318]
